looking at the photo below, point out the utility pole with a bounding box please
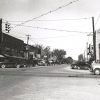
[84,51,85,61]
[86,42,89,61]
[26,34,31,45]
[0,18,3,54]
[99,43,100,63]
[26,34,31,60]
[92,17,96,62]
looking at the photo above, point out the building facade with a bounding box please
[0,33,41,60]
[0,33,25,58]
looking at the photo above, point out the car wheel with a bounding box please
[23,64,27,68]
[74,65,77,69]
[94,68,100,75]
[71,67,74,69]
[16,65,20,68]
[78,66,80,69]
[1,64,6,68]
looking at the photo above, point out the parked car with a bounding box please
[71,61,91,70]
[0,61,27,68]
[71,61,78,69]
[89,62,100,75]
[0,56,27,68]
[38,60,46,66]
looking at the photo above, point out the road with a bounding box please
[0,64,100,100]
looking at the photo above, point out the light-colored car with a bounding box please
[38,60,46,66]
[90,62,100,75]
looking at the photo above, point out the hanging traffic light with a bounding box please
[5,23,8,31]
[5,22,11,33]
[7,23,11,33]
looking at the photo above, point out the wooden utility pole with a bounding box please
[0,18,2,54]
[0,19,2,44]
[92,17,96,62]
[99,43,100,63]
[26,34,31,60]
[86,42,88,61]
[26,34,31,45]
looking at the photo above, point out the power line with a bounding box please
[30,33,89,40]
[30,36,74,40]
[3,17,91,22]
[3,31,89,40]
[3,18,92,34]
[95,14,100,27]
[13,24,91,34]
[3,21,92,35]
[9,23,91,33]
[33,17,91,21]
[87,33,93,36]
[13,0,79,28]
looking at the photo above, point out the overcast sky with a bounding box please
[0,0,100,59]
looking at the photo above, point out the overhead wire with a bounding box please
[30,35,75,40]
[95,14,100,27]
[9,23,91,34]
[2,0,92,41]
[12,0,79,28]
[2,0,93,46]
[2,0,92,35]
[3,17,91,22]
[3,16,91,34]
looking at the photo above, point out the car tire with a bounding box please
[16,65,20,68]
[23,64,27,68]
[1,64,6,68]
[74,65,77,69]
[71,67,74,69]
[78,66,80,69]
[94,68,100,75]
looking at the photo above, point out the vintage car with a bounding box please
[38,60,46,66]
[71,61,91,70]
[0,55,27,68]
[89,62,100,75]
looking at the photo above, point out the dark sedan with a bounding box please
[71,61,91,70]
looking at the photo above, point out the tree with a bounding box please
[34,44,51,59]
[78,54,84,61]
[66,57,73,64]
[43,46,51,59]
[52,49,66,64]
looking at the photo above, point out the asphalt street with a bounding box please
[0,64,100,100]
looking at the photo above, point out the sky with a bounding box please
[0,0,100,60]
